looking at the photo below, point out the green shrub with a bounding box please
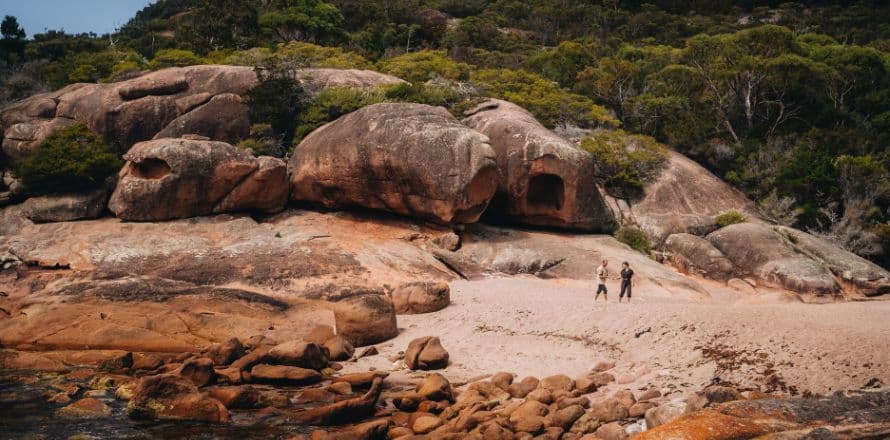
[615,226,652,254]
[238,124,288,158]
[471,68,618,128]
[244,73,305,147]
[381,82,460,108]
[579,130,668,197]
[294,86,386,144]
[715,210,747,227]
[268,42,370,69]
[13,123,121,195]
[378,50,472,83]
[149,49,204,69]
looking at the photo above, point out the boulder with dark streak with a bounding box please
[289,103,499,224]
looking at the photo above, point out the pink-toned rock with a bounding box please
[109,138,288,221]
[708,223,841,295]
[2,118,75,161]
[665,233,735,281]
[205,385,262,409]
[405,336,449,370]
[392,281,451,314]
[608,151,759,242]
[266,340,328,370]
[462,99,612,231]
[331,293,398,347]
[289,102,499,224]
[249,364,322,385]
[1,66,257,154]
[154,93,249,144]
[177,357,216,387]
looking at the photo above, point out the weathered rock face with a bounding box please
[392,281,450,314]
[462,99,613,231]
[294,68,407,98]
[289,102,499,224]
[446,223,713,299]
[609,151,759,243]
[152,93,250,144]
[1,66,259,157]
[664,233,735,281]
[20,187,110,223]
[109,138,288,220]
[331,293,399,347]
[2,117,75,161]
[707,223,842,296]
[776,226,890,297]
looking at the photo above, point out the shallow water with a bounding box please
[0,375,317,440]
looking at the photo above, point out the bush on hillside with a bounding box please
[615,225,652,255]
[381,82,460,108]
[378,50,472,83]
[293,86,386,144]
[238,123,288,158]
[148,49,205,69]
[12,123,121,195]
[580,130,668,197]
[471,68,618,128]
[244,71,305,147]
[715,210,747,227]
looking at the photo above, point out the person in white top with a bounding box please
[595,259,610,301]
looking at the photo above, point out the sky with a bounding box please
[2,0,154,37]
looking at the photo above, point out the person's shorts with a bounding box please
[620,280,632,297]
[596,284,608,294]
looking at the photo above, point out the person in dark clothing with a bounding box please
[619,261,634,303]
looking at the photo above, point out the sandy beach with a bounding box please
[349,276,890,397]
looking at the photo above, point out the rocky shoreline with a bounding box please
[2,332,889,440]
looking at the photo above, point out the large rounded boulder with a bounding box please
[707,223,841,296]
[289,102,499,224]
[109,137,288,221]
[665,233,735,281]
[462,99,613,231]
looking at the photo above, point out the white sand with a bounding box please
[348,276,890,396]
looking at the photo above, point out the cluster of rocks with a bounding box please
[7,337,888,439]
[0,66,607,235]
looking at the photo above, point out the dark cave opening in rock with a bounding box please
[526,173,565,213]
[131,158,172,179]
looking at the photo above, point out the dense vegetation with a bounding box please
[13,123,121,195]
[0,0,888,264]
